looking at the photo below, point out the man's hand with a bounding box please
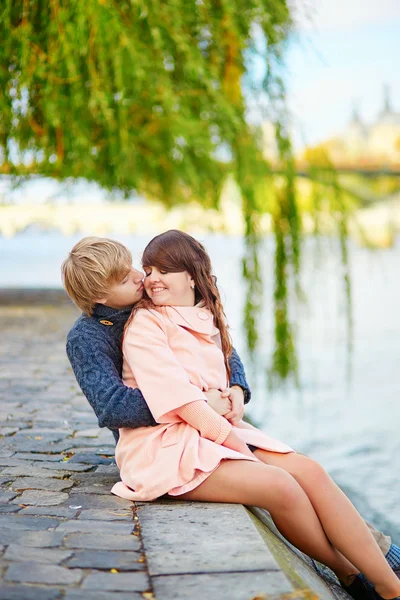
[221,386,245,426]
[203,388,231,416]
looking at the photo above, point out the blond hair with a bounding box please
[61,237,132,315]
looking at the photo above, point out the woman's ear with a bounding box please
[190,277,195,290]
[95,297,108,305]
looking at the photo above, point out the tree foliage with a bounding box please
[1,0,347,384]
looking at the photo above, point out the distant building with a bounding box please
[316,86,400,166]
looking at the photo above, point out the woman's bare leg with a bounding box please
[177,460,357,581]
[253,450,400,599]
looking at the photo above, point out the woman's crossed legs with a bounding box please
[178,455,400,599]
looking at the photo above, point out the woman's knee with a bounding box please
[266,466,303,510]
[294,455,330,486]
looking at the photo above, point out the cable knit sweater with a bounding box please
[67,303,251,443]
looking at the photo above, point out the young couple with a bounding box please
[63,230,400,600]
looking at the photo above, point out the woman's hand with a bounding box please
[221,386,245,426]
[222,429,255,458]
[203,388,231,416]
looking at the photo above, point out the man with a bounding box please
[62,236,400,580]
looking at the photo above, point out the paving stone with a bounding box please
[69,482,112,494]
[18,506,79,518]
[56,520,134,535]
[0,530,66,548]
[0,505,21,513]
[0,515,59,530]
[4,561,83,585]
[77,509,133,521]
[11,490,69,506]
[0,476,14,485]
[11,431,68,443]
[64,592,142,600]
[65,549,144,570]
[152,571,293,600]
[11,477,75,492]
[81,571,149,591]
[4,544,73,564]
[138,502,279,575]
[68,454,114,465]
[0,448,14,458]
[13,453,65,462]
[0,490,18,502]
[34,462,94,472]
[0,427,19,436]
[0,459,34,468]
[1,466,73,478]
[64,532,141,551]
[74,428,100,438]
[60,494,131,510]
[0,585,63,600]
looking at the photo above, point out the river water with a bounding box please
[1,232,399,541]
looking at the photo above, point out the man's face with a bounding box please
[98,267,144,309]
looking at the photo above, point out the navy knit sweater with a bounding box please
[67,303,252,444]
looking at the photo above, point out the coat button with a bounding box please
[100,320,113,326]
[197,310,209,321]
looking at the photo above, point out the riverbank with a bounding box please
[0,293,349,599]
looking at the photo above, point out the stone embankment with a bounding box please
[0,290,348,599]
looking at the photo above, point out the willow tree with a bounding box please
[0,0,341,382]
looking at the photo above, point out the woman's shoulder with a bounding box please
[128,306,168,329]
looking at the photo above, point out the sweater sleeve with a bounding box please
[228,347,251,404]
[176,400,232,444]
[67,332,156,431]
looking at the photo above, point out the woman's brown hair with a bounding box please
[125,230,232,377]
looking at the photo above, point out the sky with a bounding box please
[2,0,400,203]
[286,0,400,146]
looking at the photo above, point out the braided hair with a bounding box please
[124,230,232,378]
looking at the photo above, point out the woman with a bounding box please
[112,230,400,600]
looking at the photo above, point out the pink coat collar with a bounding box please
[156,305,220,337]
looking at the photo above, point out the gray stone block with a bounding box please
[4,562,83,585]
[18,506,79,518]
[0,490,18,503]
[4,544,73,564]
[138,502,279,575]
[13,453,65,462]
[65,549,144,570]
[0,505,21,513]
[56,519,134,535]
[0,585,62,600]
[11,490,69,506]
[69,454,113,465]
[11,477,75,492]
[64,591,143,600]
[60,494,131,510]
[153,571,293,600]
[69,482,112,494]
[77,509,133,521]
[64,533,141,551]
[1,466,73,478]
[81,571,149,591]
[9,530,66,548]
[0,515,59,530]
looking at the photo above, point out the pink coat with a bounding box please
[111,305,294,501]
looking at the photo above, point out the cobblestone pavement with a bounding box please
[0,304,152,600]
[0,299,328,600]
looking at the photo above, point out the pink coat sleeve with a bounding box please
[123,308,209,423]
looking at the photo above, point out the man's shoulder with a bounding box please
[67,314,107,345]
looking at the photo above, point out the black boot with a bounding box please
[341,574,376,600]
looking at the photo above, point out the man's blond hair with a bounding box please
[61,237,132,315]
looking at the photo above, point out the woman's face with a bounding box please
[144,266,195,306]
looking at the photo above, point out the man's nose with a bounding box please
[132,268,144,282]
